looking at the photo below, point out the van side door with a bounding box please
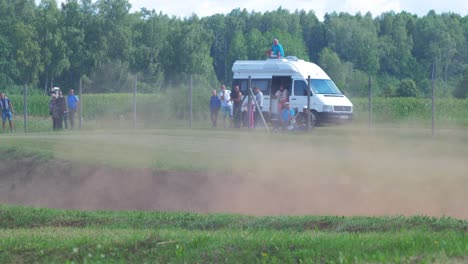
[290,79,313,112]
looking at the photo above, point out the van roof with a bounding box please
[232,57,330,79]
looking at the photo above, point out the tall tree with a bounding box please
[36,0,70,91]
[12,22,42,85]
[299,10,324,62]
[377,11,417,79]
[324,12,380,74]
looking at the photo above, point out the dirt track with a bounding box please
[1,154,467,219]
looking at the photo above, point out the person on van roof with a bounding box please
[267,39,284,59]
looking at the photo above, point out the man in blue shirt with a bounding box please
[269,38,284,58]
[67,89,79,129]
[0,93,14,133]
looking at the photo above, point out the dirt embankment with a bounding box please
[1,155,467,219]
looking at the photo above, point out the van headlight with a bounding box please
[322,105,333,112]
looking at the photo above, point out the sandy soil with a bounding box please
[1,151,466,219]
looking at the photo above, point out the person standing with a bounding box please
[59,92,68,129]
[275,84,288,113]
[209,89,221,127]
[253,86,264,127]
[56,92,67,130]
[218,85,232,128]
[231,85,243,128]
[0,93,14,133]
[67,89,79,129]
[49,94,61,130]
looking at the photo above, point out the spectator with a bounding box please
[49,94,61,130]
[280,102,295,130]
[218,85,232,128]
[67,89,79,129]
[209,89,221,127]
[253,86,264,127]
[294,106,309,131]
[267,38,284,58]
[59,92,68,129]
[275,84,288,113]
[241,94,254,128]
[231,85,243,128]
[56,92,67,130]
[0,93,14,133]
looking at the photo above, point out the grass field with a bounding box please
[0,126,467,262]
[6,94,468,130]
[0,205,466,263]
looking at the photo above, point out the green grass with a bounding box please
[352,97,468,128]
[0,205,466,263]
[7,94,468,130]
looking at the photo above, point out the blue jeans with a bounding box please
[2,111,12,122]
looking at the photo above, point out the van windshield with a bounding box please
[310,79,342,95]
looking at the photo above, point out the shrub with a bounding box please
[395,79,421,97]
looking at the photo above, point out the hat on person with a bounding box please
[303,105,308,109]
[284,102,289,105]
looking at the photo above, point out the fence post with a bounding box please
[23,84,27,133]
[133,76,137,129]
[79,77,82,130]
[189,75,193,129]
[368,75,372,129]
[431,62,436,137]
[307,75,311,131]
[248,76,252,129]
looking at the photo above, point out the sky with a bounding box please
[126,0,467,19]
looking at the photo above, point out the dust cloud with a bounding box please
[0,128,467,219]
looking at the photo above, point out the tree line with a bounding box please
[0,0,467,98]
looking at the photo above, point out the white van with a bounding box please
[232,56,353,126]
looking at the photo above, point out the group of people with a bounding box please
[209,38,311,131]
[210,83,310,131]
[49,89,79,130]
[274,85,312,131]
[210,85,264,129]
[0,89,80,133]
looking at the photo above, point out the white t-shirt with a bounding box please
[218,90,232,107]
[275,89,288,101]
[255,91,264,107]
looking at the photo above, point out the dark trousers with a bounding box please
[63,112,68,129]
[233,105,241,128]
[53,117,61,130]
[210,109,219,127]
